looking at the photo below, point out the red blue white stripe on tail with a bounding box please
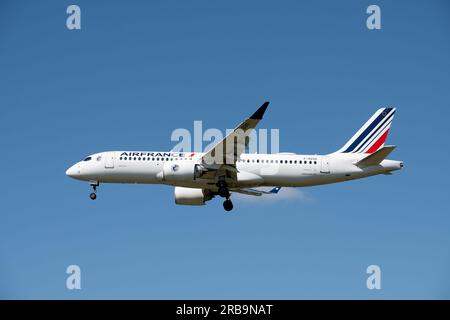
[336,107,396,154]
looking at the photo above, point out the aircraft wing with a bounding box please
[199,101,269,180]
[232,186,281,197]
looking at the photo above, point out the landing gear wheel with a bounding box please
[89,181,99,200]
[218,187,230,198]
[223,199,233,212]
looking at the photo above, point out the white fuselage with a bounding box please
[65,151,403,191]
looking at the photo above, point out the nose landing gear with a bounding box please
[89,181,99,200]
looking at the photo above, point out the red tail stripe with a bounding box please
[366,129,389,154]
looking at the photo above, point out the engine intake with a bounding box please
[174,187,213,206]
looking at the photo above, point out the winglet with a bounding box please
[250,101,270,120]
[269,186,281,194]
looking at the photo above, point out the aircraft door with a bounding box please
[320,157,330,173]
[105,152,115,169]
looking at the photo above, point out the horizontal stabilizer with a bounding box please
[355,145,396,167]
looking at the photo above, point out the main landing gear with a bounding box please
[223,199,233,211]
[217,181,233,212]
[89,181,99,200]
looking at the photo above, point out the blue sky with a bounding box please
[1,0,449,299]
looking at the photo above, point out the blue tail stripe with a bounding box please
[352,109,395,153]
[343,108,393,153]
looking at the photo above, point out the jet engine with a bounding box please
[174,187,213,205]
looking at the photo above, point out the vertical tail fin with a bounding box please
[336,107,396,154]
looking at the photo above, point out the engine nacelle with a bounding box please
[174,187,212,206]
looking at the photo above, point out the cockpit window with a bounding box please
[83,157,92,161]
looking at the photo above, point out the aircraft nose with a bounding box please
[66,164,80,178]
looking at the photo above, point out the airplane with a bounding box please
[66,102,403,211]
